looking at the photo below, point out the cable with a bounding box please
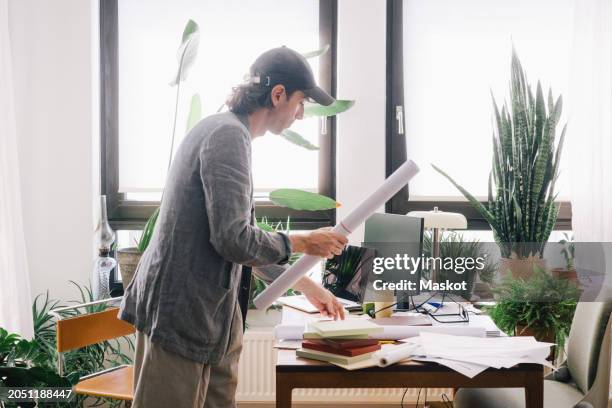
[441,392,454,408]
[414,388,422,408]
[400,387,409,408]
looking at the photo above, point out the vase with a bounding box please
[117,247,142,289]
[498,256,546,280]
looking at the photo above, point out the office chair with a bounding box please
[454,299,612,408]
[50,298,135,403]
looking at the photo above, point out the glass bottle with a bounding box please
[92,195,116,300]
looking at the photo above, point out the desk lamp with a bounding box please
[406,207,467,285]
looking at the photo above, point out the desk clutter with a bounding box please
[278,315,554,378]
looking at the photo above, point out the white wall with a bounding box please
[8,0,97,302]
[336,0,387,245]
[6,0,384,302]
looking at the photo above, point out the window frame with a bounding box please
[100,0,338,231]
[384,0,572,230]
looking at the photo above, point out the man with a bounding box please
[119,46,348,408]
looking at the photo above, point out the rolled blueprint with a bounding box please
[375,343,419,367]
[254,159,420,310]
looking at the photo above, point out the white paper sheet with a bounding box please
[253,160,420,309]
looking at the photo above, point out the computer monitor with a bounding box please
[363,213,424,307]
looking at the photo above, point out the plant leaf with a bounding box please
[137,207,160,252]
[269,189,339,211]
[169,20,200,86]
[302,44,330,59]
[304,100,355,117]
[280,129,319,150]
[185,93,202,133]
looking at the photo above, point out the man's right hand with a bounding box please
[289,228,348,259]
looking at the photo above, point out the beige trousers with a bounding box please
[132,306,243,408]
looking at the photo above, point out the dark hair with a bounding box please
[226,82,299,115]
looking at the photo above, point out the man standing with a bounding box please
[119,46,348,407]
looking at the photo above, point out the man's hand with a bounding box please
[289,228,348,259]
[294,277,345,320]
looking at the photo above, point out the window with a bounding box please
[101,0,337,230]
[386,0,572,229]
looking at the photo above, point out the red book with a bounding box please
[302,340,381,357]
[320,338,379,349]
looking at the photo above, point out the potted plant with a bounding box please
[433,49,566,279]
[422,231,496,301]
[551,233,578,285]
[487,267,580,360]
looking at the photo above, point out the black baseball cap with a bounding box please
[249,46,335,106]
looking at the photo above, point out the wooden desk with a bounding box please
[276,349,543,408]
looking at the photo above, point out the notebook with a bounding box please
[310,318,384,338]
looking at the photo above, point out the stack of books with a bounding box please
[296,319,384,365]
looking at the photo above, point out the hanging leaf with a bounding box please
[169,19,200,86]
[280,129,319,150]
[185,93,202,133]
[137,207,160,252]
[302,44,330,59]
[304,100,355,118]
[270,189,339,211]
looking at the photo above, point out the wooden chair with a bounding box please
[50,297,135,403]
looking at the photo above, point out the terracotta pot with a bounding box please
[117,247,142,289]
[551,268,579,285]
[515,323,555,361]
[499,256,546,280]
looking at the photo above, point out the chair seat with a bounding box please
[454,379,584,408]
[74,365,134,401]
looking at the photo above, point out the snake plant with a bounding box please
[433,49,566,259]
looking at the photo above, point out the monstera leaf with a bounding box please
[169,20,200,86]
[269,189,339,211]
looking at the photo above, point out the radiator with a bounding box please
[237,330,451,404]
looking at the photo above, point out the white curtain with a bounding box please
[0,0,34,339]
[569,0,612,298]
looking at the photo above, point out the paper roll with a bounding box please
[253,160,420,310]
[375,343,419,367]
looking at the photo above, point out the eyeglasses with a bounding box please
[427,303,470,324]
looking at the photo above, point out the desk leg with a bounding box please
[276,375,292,408]
[524,371,544,408]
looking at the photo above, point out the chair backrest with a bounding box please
[56,307,135,353]
[566,299,612,394]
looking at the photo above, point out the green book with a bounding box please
[303,330,370,340]
[296,348,375,365]
[309,319,384,338]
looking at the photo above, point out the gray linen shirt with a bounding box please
[119,111,290,364]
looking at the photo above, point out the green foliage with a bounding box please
[136,20,203,254]
[487,268,579,358]
[248,218,299,309]
[323,246,369,302]
[422,231,496,298]
[186,93,202,133]
[137,206,160,253]
[269,189,339,211]
[280,129,319,150]
[301,44,330,59]
[432,49,566,258]
[0,282,134,408]
[169,19,200,86]
[303,99,355,118]
[559,233,575,270]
